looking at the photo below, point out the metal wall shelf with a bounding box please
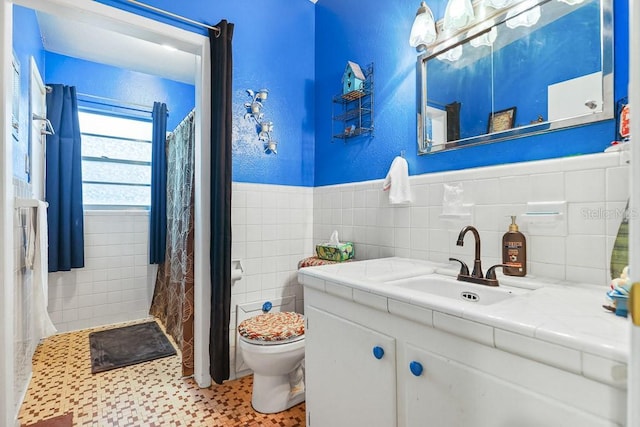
[332,63,374,142]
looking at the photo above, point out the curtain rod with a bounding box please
[126,0,221,36]
[45,86,160,112]
[76,92,160,113]
[43,89,162,112]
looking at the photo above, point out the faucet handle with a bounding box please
[486,264,509,280]
[449,257,470,276]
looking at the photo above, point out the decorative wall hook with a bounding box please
[244,89,277,154]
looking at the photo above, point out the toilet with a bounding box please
[238,311,305,414]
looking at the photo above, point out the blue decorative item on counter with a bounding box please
[604,266,631,317]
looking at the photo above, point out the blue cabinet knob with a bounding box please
[372,346,385,360]
[409,361,423,376]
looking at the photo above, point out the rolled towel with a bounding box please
[382,156,412,205]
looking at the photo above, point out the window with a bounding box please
[78,111,152,208]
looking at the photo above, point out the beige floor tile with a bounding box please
[19,320,306,426]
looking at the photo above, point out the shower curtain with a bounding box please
[149,110,195,376]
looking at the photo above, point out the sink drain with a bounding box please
[461,291,480,302]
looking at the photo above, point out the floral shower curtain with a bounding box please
[149,110,195,376]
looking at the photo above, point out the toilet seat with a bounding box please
[238,312,305,345]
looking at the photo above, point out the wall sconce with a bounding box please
[244,89,277,154]
[409,2,437,52]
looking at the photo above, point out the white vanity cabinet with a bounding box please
[305,306,397,427]
[401,342,616,427]
[303,286,625,427]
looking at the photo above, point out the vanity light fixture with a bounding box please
[443,0,475,31]
[409,1,437,51]
[505,5,541,28]
[244,89,278,154]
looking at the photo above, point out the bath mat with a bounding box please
[89,321,176,374]
[22,412,72,427]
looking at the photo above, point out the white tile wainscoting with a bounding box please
[228,182,314,377]
[313,151,630,286]
[39,151,627,376]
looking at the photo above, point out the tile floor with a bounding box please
[19,320,306,427]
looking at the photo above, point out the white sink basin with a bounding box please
[384,274,530,305]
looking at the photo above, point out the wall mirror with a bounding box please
[417,0,613,154]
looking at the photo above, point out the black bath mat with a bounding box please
[89,321,176,374]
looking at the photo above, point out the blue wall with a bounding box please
[429,2,601,139]
[314,0,629,186]
[44,53,195,131]
[13,0,630,188]
[12,5,46,182]
[96,0,316,187]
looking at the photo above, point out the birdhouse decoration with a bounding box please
[342,61,366,98]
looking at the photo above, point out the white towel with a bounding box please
[382,156,412,205]
[25,208,36,269]
[33,200,56,339]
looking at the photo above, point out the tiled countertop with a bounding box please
[299,257,630,387]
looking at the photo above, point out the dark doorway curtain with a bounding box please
[45,84,84,272]
[149,102,168,264]
[209,20,234,385]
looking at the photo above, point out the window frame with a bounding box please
[78,109,153,210]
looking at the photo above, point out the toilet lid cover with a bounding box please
[238,312,305,342]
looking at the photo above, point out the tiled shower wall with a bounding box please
[313,151,630,286]
[48,211,156,333]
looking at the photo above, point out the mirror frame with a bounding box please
[417,0,613,154]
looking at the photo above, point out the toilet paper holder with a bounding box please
[231,259,244,283]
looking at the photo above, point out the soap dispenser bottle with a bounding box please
[502,216,527,276]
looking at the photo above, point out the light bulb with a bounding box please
[437,45,463,62]
[470,27,497,47]
[506,5,541,29]
[409,2,437,49]
[443,0,475,31]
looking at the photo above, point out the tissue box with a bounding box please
[315,242,354,262]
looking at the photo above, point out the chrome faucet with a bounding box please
[450,225,506,287]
